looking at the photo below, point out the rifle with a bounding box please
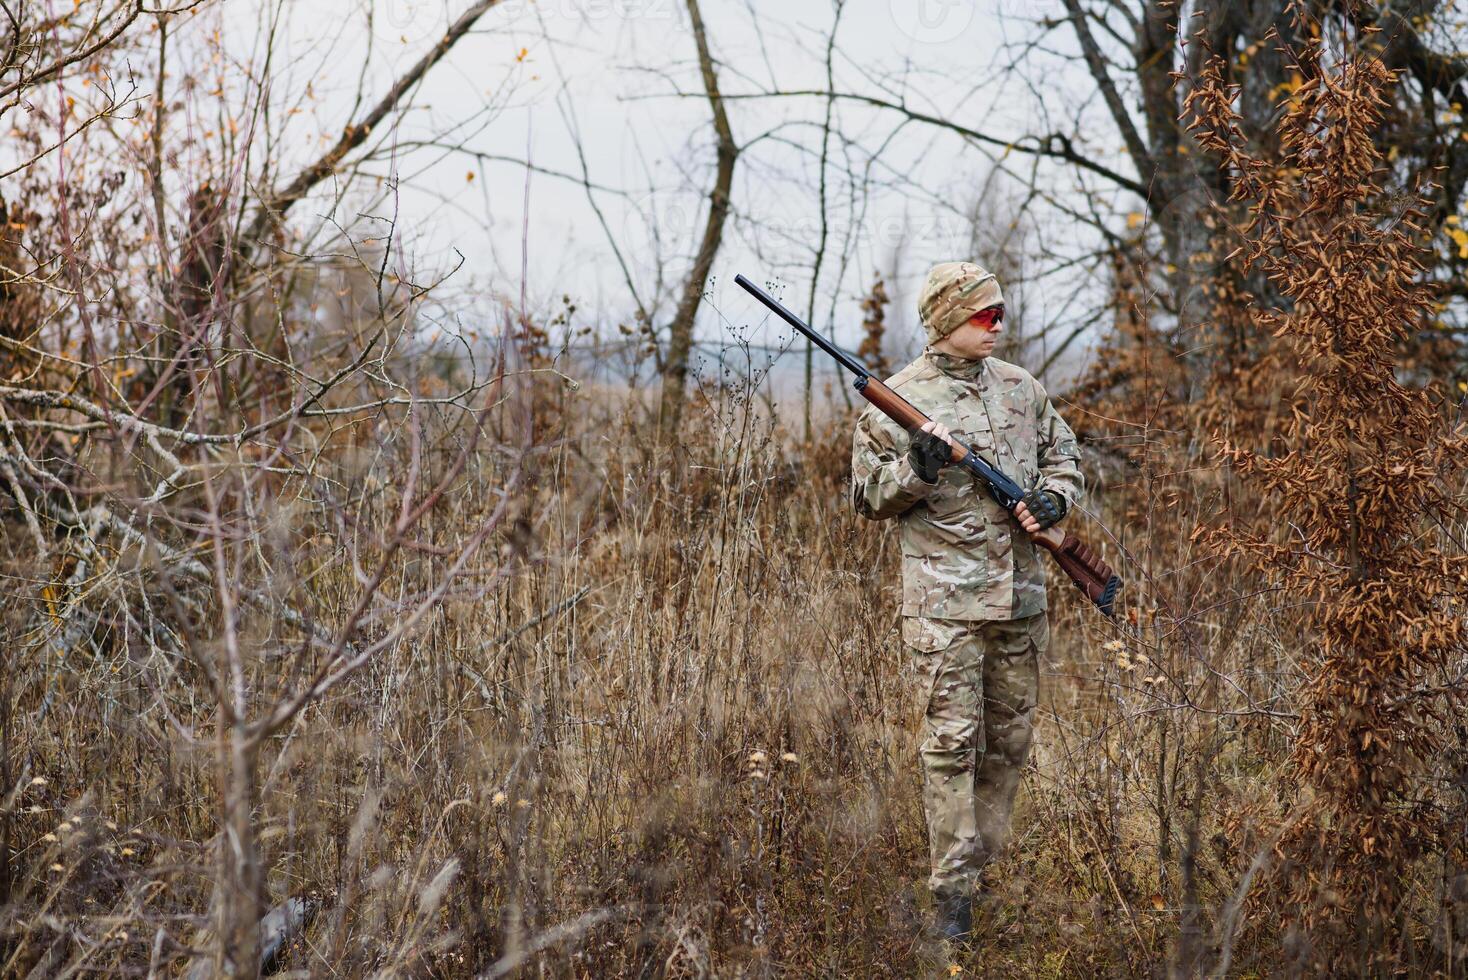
[735,273,1121,619]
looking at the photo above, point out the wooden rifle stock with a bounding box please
[1042,531,1121,617]
[734,272,1122,619]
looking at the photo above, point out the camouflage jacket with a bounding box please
[850,349,1085,621]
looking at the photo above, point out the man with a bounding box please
[849,261,1084,942]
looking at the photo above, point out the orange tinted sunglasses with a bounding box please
[971,304,1005,331]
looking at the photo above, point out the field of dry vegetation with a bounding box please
[5,1,1468,977]
[0,370,1358,978]
[4,358,1464,977]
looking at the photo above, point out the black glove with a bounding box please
[1020,487,1066,530]
[907,430,950,484]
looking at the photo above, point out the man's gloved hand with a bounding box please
[908,427,952,484]
[1018,487,1066,531]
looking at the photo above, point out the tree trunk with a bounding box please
[218,720,262,977]
[657,0,738,436]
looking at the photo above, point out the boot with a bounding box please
[932,887,973,943]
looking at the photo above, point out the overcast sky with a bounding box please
[221,0,1135,390]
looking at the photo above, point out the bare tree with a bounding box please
[1055,0,1468,377]
[656,0,740,436]
[0,2,535,973]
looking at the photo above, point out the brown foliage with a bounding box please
[856,276,890,378]
[1181,12,1468,968]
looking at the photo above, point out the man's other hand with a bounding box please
[1015,488,1065,535]
[908,420,957,483]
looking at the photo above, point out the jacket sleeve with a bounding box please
[1034,380,1085,512]
[850,404,938,521]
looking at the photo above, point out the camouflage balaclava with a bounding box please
[917,261,1004,345]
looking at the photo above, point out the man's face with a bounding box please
[934,305,1004,359]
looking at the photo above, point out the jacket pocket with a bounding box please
[1026,612,1050,658]
[901,616,969,653]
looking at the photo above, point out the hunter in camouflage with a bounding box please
[850,261,1084,942]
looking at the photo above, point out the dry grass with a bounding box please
[7,360,1463,978]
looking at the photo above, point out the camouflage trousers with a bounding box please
[902,613,1047,895]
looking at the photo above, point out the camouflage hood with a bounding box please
[918,262,1004,344]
